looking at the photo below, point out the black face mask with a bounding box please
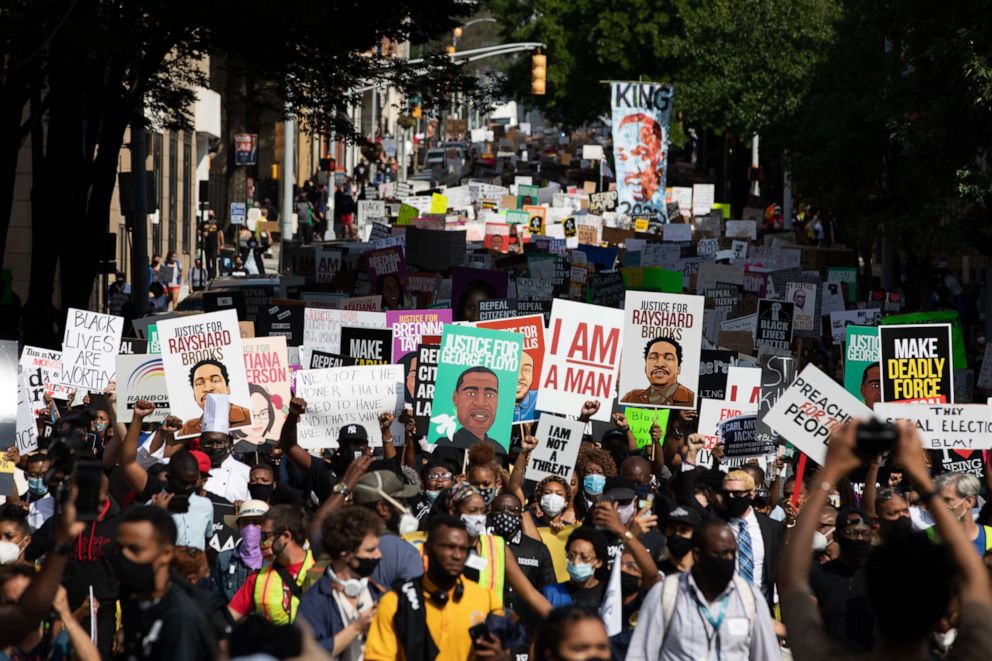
[490,512,522,540]
[695,553,736,592]
[118,555,158,598]
[353,556,380,578]
[666,534,693,559]
[838,537,872,564]
[248,483,274,502]
[633,484,653,498]
[620,572,641,594]
[724,496,752,518]
[880,516,912,536]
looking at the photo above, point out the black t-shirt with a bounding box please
[121,582,217,660]
[808,558,875,653]
[505,533,556,624]
[566,581,606,610]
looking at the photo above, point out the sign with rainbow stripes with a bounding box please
[116,353,170,423]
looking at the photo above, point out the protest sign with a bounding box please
[589,191,618,215]
[413,343,440,435]
[706,287,738,313]
[785,279,821,337]
[308,350,354,370]
[827,266,858,302]
[625,407,671,448]
[477,299,518,321]
[538,300,623,422]
[763,364,872,465]
[719,414,768,457]
[821,281,846,317]
[844,325,880,404]
[525,205,547,234]
[663,224,693,243]
[156,310,253,439]
[698,350,739,399]
[755,299,794,352]
[527,415,585,481]
[303,309,386,354]
[610,82,673,220]
[363,246,406,289]
[619,292,703,409]
[881,311,968,369]
[427,325,523,453]
[115,354,169,423]
[386,309,452,361]
[119,338,148,355]
[20,346,71,412]
[451,267,509,322]
[589,271,626,309]
[475,314,546,424]
[358,200,386,226]
[315,248,343,284]
[0,341,16,449]
[295,365,403,449]
[697,397,759,457]
[879,324,953,403]
[725,220,756,240]
[978,347,992,392]
[15,371,38,454]
[60,308,123,391]
[340,327,392,365]
[755,354,797,447]
[256,301,305,346]
[830,309,881,345]
[240,337,291,447]
[874,403,992,450]
[484,222,511,253]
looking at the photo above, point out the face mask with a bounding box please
[666,534,693,559]
[478,487,497,505]
[838,537,872,564]
[540,493,566,518]
[95,422,108,434]
[696,553,736,592]
[725,496,752,518]
[205,447,229,468]
[0,540,21,565]
[812,531,829,552]
[881,516,912,536]
[620,572,640,594]
[27,476,48,497]
[117,555,158,598]
[461,513,488,538]
[397,511,420,535]
[950,498,969,522]
[567,561,595,583]
[425,489,442,503]
[238,524,264,570]
[633,484,652,498]
[248,483,274,502]
[583,474,606,496]
[490,512,521,540]
[352,556,380,578]
[617,501,636,525]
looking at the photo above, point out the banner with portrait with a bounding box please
[610,82,674,221]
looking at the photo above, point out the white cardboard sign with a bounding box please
[526,414,586,482]
[873,403,992,450]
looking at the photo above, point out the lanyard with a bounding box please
[695,592,730,661]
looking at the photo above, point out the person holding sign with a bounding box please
[177,359,251,438]
[620,337,695,407]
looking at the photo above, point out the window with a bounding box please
[183,133,192,254]
[168,131,178,252]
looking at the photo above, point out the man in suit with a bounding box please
[620,336,695,407]
[721,469,784,608]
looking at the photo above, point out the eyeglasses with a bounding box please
[427,472,453,481]
[260,529,284,542]
[566,552,597,563]
[877,488,905,501]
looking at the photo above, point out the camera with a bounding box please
[46,411,104,522]
[855,418,899,459]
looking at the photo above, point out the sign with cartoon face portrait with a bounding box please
[611,82,674,220]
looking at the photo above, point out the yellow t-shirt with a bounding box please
[364,576,499,661]
[539,524,580,583]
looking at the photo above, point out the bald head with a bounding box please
[621,456,652,486]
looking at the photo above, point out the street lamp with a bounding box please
[449,16,497,53]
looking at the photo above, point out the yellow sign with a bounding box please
[429,193,448,214]
[634,218,650,232]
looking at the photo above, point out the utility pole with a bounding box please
[279,116,295,273]
[130,109,148,317]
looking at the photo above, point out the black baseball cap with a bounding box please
[663,505,702,528]
[337,424,369,444]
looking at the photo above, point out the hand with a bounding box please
[53,586,71,618]
[150,491,174,510]
[4,446,19,465]
[549,516,566,534]
[43,391,55,406]
[104,380,117,404]
[83,393,91,407]
[233,500,244,514]
[590,502,625,536]
[628,506,657,537]
[822,422,861,482]
[341,453,374,491]
[355,605,376,633]
[612,412,629,432]
[160,416,182,435]
[473,631,511,661]
[289,397,307,417]
[54,486,86,546]
[579,400,600,421]
[711,443,725,461]
[133,400,155,419]
[520,435,538,453]
[888,471,903,487]
[649,420,663,444]
[894,420,930,488]
[378,412,395,431]
[686,433,705,452]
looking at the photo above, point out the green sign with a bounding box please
[844,325,878,403]
[625,407,671,448]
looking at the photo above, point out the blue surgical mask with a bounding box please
[425,489,442,503]
[27,477,48,497]
[583,474,606,496]
[567,561,595,582]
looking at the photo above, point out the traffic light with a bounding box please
[531,51,546,95]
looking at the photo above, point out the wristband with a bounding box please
[817,480,832,493]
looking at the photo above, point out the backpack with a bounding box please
[659,573,757,650]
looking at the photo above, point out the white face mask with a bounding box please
[617,501,637,525]
[812,529,832,553]
[461,513,488,538]
[0,540,21,565]
[540,493,566,518]
[379,490,421,536]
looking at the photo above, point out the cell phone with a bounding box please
[639,493,655,516]
[469,622,492,643]
[74,457,104,522]
[856,418,898,459]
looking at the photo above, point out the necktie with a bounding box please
[738,519,754,585]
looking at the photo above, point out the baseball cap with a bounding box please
[601,477,637,503]
[223,499,270,528]
[353,469,420,505]
[338,424,369,444]
[189,450,212,475]
[663,505,702,528]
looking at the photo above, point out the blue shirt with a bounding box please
[151,492,214,550]
[514,390,539,423]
